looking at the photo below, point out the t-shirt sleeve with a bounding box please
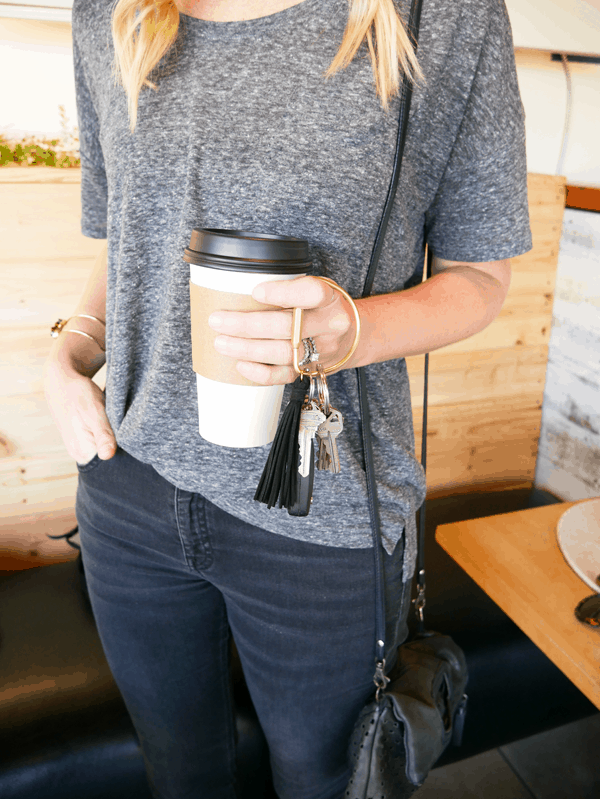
[424,0,532,263]
[73,29,108,239]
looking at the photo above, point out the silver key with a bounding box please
[317,408,343,474]
[317,434,331,472]
[298,402,326,477]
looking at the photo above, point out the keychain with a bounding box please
[254,277,361,516]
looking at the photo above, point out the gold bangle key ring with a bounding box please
[291,276,361,377]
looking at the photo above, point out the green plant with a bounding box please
[0,142,12,166]
[0,106,81,167]
[0,135,81,168]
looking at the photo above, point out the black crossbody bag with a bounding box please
[345,0,469,794]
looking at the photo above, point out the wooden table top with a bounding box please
[435,499,600,711]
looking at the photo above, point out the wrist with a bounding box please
[341,294,399,371]
[53,313,106,350]
[339,297,372,371]
[46,330,106,380]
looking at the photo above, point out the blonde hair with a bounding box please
[111,0,423,134]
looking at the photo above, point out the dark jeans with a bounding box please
[76,446,412,799]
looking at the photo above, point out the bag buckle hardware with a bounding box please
[374,659,390,702]
[412,570,426,623]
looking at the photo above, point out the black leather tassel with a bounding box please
[254,374,310,510]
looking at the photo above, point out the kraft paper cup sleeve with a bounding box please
[189,280,281,387]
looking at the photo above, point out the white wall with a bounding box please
[0,18,76,141]
[0,0,72,23]
[515,50,600,187]
[506,0,600,55]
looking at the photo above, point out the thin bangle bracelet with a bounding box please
[50,314,106,338]
[65,329,106,352]
[74,313,106,326]
[292,277,361,376]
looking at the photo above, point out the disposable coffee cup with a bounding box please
[183,228,312,448]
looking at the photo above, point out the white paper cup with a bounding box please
[184,229,311,448]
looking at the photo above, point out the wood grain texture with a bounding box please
[0,169,105,561]
[435,501,600,710]
[0,165,80,184]
[406,172,566,492]
[534,208,600,502]
[0,170,565,561]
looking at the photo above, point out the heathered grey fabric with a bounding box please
[71,0,532,582]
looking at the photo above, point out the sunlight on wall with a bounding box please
[0,18,76,140]
[515,51,600,186]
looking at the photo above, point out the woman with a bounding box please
[44,0,531,797]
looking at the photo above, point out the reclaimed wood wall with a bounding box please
[0,169,566,563]
[408,173,566,494]
[534,207,600,500]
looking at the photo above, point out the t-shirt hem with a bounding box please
[81,223,107,239]
[432,238,533,263]
[115,437,413,558]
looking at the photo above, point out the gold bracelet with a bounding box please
[292,277,361,376]
[51,314,106,352]
[51,314,105,338]
[64,329,106,352]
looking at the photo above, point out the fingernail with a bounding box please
[208,314,223,329]
[253,285,266,302]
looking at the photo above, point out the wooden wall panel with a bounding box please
[0,167,105,563]
[407,172,566,493]
[0,168,566,562]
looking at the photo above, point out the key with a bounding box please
[317,408,344,474]
[288,437,315,517]
[316,407,328,471]
[298,402,326,478]
[314,369,331,471]
[317,435,330,472]
[318,410,343,474]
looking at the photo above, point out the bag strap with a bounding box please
[357,0,426,681]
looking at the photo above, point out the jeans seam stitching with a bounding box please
[174,486,192,570]
[195,494,214,571]
[219,610,237,789]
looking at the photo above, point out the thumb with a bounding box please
[94,423,118,460]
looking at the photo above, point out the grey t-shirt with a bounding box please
[72,0,532,582]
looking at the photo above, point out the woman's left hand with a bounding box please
[207,276,356,385]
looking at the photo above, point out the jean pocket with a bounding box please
[76,453,102,473]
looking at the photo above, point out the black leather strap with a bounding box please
[357,0,425,668]
[415,247,433,635]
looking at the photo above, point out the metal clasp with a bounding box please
[412,569,426,623]
[374,659,390,702]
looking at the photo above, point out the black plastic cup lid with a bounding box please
[183,228,313,274]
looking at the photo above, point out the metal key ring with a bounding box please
[292,277,361,377]
[316,364,330,417]
[308,373,318,404]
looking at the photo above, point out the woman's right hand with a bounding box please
[43,356,117,465]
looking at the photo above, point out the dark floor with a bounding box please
[414,713,600,798]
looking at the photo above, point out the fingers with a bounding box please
[206,276,354,386]
[45,368,118,463]
[214,331,344,365]
[252,275,336,309]
[209,309,293,339]
[236,361,297,386]
[208,299,350,340]
[81,382,118,459]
